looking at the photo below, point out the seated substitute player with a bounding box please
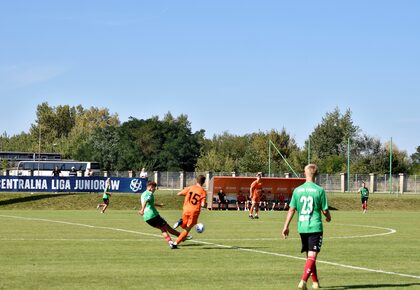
[139,181,189,249]
[244,194,251,211]
[172,175,207,248]
[272,194,286,211]
[259,191,268,211]
[236,191,246,211]
[269,192,279,211]
[217,189,229,210]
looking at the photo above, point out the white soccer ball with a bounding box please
[195,223,205,234]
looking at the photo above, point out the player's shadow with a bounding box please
[0,193,69,206]
[199,245,267,250]
[322,282,420,289]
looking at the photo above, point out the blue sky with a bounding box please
[1,1,419,155]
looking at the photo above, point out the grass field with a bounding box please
[1,193,420,289]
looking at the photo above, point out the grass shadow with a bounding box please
[323,282,420,289]
[0,193,71,206]
[199,245,268,250]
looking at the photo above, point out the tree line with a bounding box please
[1,103,419,175]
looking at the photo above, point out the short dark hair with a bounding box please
[197,175,206,186]
[147,181,157,187]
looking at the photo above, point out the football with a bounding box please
[195,223,205,233]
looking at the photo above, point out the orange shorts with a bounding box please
[251,194,261,204]
[182,211,200,228]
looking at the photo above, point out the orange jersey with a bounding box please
[180,184,207,213]
[250,180,263,199]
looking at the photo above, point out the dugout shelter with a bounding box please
[207,176,306,210]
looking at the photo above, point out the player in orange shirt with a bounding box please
[249,172,263,219]
[173,175,207,247]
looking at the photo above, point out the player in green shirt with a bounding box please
[359,181,369,213]
[97,178,112,214]
[139,181,188,249]
[282,164,331,290]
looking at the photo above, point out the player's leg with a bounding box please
[148,216,176,248]
[173,217,183,229]
[361,199,364,211]
[300,251,318,286]
[310,263,319,288]
[174,213,195,245]
[248,201,255,218]
[254,202,260,218]
[101,199,109,213]
[300,233,322,289]
[163,223,181,237]
[254,197,260,218]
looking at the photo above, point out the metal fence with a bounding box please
[406,175,420,194]
[149,172,419,193]
[2,169,418,193]
[317,174,341,192]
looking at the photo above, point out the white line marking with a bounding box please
[198,223,397,241]
[0,238,155,242]
[1,214,418,280]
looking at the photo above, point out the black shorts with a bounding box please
[146,215,168,229]
[103,198,109,205]
[300,232,323,253]
[361,197,368,204]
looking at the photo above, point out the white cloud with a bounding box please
[0,64,69,89]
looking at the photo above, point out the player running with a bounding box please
[282,164,331,290]
[139,181,187,249]
[172,175,207,248]
[359,181,369,213]
[97,178,111,214]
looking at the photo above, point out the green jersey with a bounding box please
[289,181,328,234]
[359,187,369,198]
[102,184,110,199]
[140,190,159,221]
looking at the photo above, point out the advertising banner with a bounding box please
[0,176,148,194]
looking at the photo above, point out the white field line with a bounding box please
[1,214,419,280]
[0,238,155,242]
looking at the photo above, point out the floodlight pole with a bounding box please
[269,140,298,177]
[347,138,350,192]
[268,140,271,176]
[38,124,41,176]
[389,137,393,194]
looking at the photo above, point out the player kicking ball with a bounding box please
[172,175,207,248]
[139,181,190,249]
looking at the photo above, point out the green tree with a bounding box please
[196,129,300,174]
[86,112,204,172]
[29,103,76,151]
[64,105,120,159]
[309,107,359,159]
[81,126,121,171]
[409,146,420,174]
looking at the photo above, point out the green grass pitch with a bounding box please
[1,209,420,289]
